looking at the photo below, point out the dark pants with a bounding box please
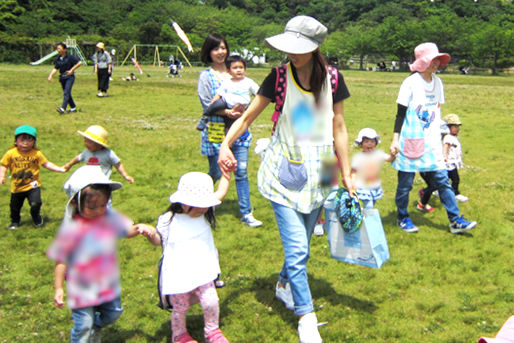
[60,75,76,109]
[448,169,460,195]
[97,68,110,93]
[10,188,42,224]
[421,169,460,204]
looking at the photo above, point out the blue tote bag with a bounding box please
[325,192,389,268]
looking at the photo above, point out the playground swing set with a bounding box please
[120,44,192,68]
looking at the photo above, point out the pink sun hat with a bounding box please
[409,42,450,72]
[478,316,514,343]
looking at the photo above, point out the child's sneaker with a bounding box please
[449,215,477,234]
[241,213,262,227]
[196,115,209,131]
[455,194,469,202]
[397,217,418,233]
[175,332,198,343]
[416,202,434,213]
[275,282,294,310]
[298,312,322,343]
[8,222,20,230]
[205,328,229,343]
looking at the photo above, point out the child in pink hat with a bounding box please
[389,42,477,234]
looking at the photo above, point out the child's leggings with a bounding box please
[169,281,219,342]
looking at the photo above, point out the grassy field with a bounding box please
[0,64,512,343]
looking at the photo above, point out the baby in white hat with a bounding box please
[138,172,232,343]
[351,128,395,209]
[63,125,134,184]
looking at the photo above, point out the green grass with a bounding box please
[0,64,512,342]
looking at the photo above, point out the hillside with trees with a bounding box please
[0,0,512,72]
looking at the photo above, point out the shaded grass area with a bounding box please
[0,64,512,342]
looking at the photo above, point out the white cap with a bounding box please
[168,172,221,208]
[355,128,380,144]
[63,165,122,218]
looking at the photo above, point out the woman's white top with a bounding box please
[157,212,220,295]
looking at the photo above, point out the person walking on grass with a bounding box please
[417,113,469,210]
[48,42,82,114]
[93,42,112,97]
[218,16,353,343]
[63,125,134,184]
[196,33,262,228]
[351,128,395,209]
[47,166,152,343]
[138,172,231,343]
[0,125,66,230]
[389,42,477,234]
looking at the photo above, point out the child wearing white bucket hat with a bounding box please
[47,165,153,342]
[138,172,231,343]
[63,125,134,184]
[351,128,395,209]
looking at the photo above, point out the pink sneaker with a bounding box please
[175,332,198,343]
[206,328,229,343]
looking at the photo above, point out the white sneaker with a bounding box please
[96,92,104,97]
[275,282,294,310]
[433,190,439,197]
[298,312,322,343]
[314,223,324,236]
[241,213,263,227]
[455,194,469,202]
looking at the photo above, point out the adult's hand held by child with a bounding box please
[218,144,237,179]
[54,289,65,309]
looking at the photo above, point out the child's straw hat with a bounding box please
[169,172,221,208]
[78,125,109,147]
[443,114,462,125]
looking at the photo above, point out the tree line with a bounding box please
[0,0,512,73]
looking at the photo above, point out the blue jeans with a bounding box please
[70,297,123,343]
[207,144,251,216]
[271,201,322,316]
[60,75,76,109]
[396,170,459,222]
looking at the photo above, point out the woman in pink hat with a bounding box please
[389,42,477,234]
[217,15,353,343]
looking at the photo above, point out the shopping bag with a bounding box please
[325,194,389,268]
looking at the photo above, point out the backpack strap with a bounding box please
[271,64,339,135]
[271,64,288,134]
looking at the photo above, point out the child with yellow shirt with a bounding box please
[0,125,65,229]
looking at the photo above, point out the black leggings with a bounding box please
[97,68,110,92]
[10,188,42,224]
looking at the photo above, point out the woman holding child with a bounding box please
[218,16,353,343]
[196,33,262,228]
